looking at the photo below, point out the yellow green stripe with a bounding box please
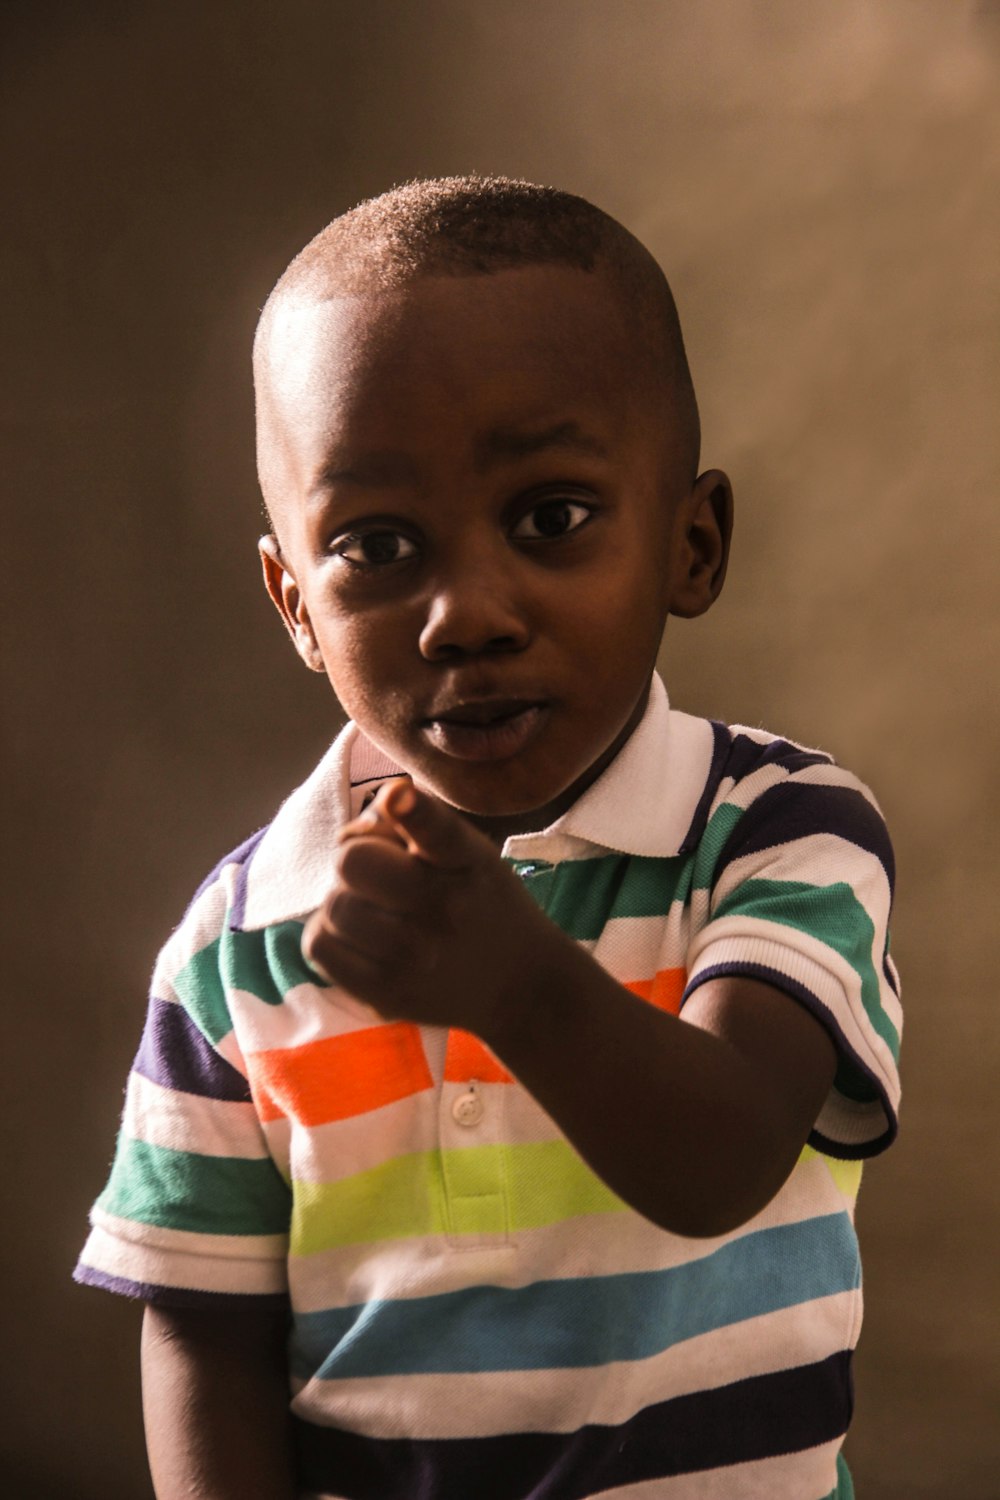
[290,1140,626,1256]
[801,1144,863,1204]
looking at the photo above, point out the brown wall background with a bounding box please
[3,3,998,1496]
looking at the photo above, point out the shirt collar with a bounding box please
[501,673,715,864]
[238,673,715,931]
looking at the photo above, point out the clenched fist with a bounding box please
[301,780,571,1044]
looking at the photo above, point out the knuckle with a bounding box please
[324,887,356,928]
[334,841,363,883]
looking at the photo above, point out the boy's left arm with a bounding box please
[303,783,838,1239]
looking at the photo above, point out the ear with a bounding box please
[258,535,326,672]
[668,468,733,619]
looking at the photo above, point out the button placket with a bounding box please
[439,1061,512,1245]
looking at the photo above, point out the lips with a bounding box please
[421,698,548,761]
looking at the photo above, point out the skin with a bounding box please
[144,264,836,1499]
[142,1303,295,1500]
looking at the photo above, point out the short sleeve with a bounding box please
[683,759,901,1159]
[74,868,292,1306]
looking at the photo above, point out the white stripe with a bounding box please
[150,869,234,993]
[711,754,880,825]
[123,1070,269,1160]
[289,1292,859,1439]
[80,1215,287,1296]
[282,1085,442,1186]
[711,759,796,814]
[590,911,690,984]
[230,980,382,1053]
[793,760,885,812]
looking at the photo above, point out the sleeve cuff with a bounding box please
[683,929,899,1160]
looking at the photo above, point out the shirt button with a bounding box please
[452,1089,485,1127]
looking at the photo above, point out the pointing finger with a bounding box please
[375,781,479,869]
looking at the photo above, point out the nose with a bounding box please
[418,555,532,662]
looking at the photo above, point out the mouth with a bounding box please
[420,698,548,762]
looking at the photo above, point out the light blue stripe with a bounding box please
[291,1211,859,1381]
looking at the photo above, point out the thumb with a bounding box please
[374,780,476,869]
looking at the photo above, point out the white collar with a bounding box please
[238,673,715,931]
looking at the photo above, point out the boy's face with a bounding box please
[259,265,730,839]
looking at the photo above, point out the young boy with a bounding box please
[75,177,900,1500]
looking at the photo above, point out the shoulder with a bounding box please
[151,717,404,991]
[685,720,894,891]
[160,722,359,966]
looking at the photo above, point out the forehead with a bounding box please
[254,265,668,480]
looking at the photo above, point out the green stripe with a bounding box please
[170,921,313,1042]
[690,802,745,890]
[97,1134,292,1236]
[713,877,900,1061]
[171,937,230,1044]
[291,1140,625,1256]
[819,1451,855,1500]
[221,921,313,1005]
[512,853,692,941]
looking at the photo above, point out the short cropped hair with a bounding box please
[256,175,700,482]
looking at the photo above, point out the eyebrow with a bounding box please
[474,421,609,470]
[314,421,609,497]
[315,451,420,493]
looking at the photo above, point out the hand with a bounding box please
[301,781,565,1039]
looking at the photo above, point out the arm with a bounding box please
[488,957,835,1237]
[141,1302,296,1500]
[302,783,836,1239]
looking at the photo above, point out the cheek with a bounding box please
[315,612,414,722]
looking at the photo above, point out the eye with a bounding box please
[333,529,418,567]
[511,498,593,541]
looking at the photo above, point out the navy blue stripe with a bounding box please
[679,724,835,854]
[679,720,732,852]
[714,781,895,895]
[229,825,270,930]
[292,1351,853,1499]
[683,960,897,1158]
[133,996,252,1103]
[723,729,834,785]
[72,1261,290,1309]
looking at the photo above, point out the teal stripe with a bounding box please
[97,1134,291,1236]
[221,920,313,1005]
[819,1451,855,1500]
[690,802,745,890]
[171,921,313,1041]
[171,936,230,1044]
[713,877,900,1061]
[511,852,692,941]
[291,1211,859,1381]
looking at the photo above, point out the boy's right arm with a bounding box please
[141,1302,297,1500]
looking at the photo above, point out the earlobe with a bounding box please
[258,535,326,673]
[669,469,734,620]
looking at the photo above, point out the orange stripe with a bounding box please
[624,967,687,1015]
[247,1022,433,1126]
[444,1028,513,1084]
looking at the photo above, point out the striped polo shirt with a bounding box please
[75,674,900,1500]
